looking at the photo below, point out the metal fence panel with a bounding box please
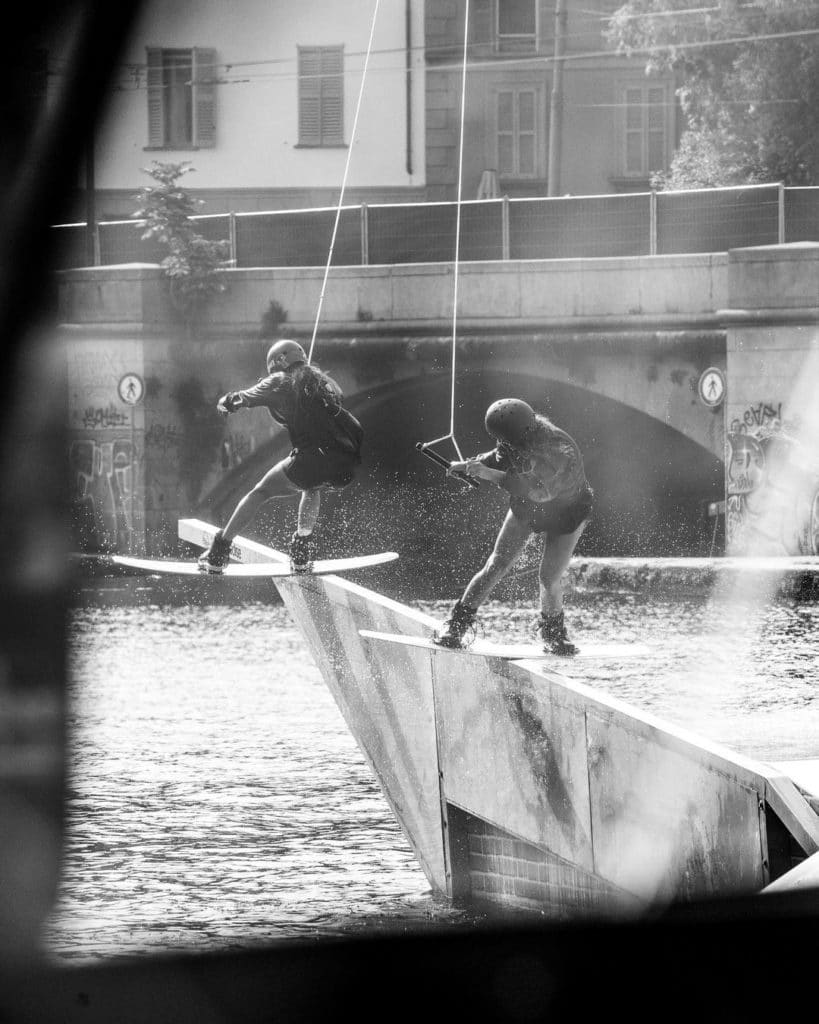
[51,225,87,270]
[97,217,230,267]
[367,200,503,264]
[233,208,361,268]
[50,185,819,271]
[98,221,165,265]
[192,214,232,245]
[656,185,780,254]
[509,193,651,259]
[784,187,819,243]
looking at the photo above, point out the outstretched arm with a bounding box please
[217,373,287,416]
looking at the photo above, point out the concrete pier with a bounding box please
[179,520,819,918]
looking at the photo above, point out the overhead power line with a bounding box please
[582,2,767,23]
[45,21,819,93]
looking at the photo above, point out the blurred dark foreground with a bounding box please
[1,6,817,1024]
[2,888,817,1023]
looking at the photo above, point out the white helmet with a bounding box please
[267,339,307,372]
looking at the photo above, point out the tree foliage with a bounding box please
[134,161,230,317]
[606,0,819,187]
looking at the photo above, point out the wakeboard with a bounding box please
[112,552,398,577]
[359,629,649,661]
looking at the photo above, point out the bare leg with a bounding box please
[221,461,299,541]
[461,511,531,609]
[435,511,531,647]
[538,520,587,613]
[296,489,322,535]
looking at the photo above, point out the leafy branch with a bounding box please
[134,161,230,319]
[606,0,819,187]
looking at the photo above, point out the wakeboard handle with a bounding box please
[416,442,480,488]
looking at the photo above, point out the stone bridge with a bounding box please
[58,243,819,590]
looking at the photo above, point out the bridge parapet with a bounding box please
[58,253,727,336]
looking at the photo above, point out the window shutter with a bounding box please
[192,47,217,148]
[299,48,322,145]
[299,46,343,145]
[320,47,343,145]
[146,47,165,147]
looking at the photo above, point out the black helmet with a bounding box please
[267,339,307,372]
[485,398,536,446]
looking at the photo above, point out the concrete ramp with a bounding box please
[179,520,819,916]
[179,519,448,891]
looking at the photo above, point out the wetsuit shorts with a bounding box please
[283,446,360,491]
[510,483,593,535]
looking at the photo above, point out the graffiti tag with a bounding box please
[82,404,130,429]
[725,413,819,556]
[224,432,253,467]
[70,438,138,551]
[145,422,182,454]
[729,402,782,435]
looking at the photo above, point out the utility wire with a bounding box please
[307,0,381,366]
[583,2,765,22]
[422,0,470,462]
[52,20,819,93]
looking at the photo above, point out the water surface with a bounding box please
[45,588,818,963]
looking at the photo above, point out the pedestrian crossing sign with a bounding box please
[698,367,725,408]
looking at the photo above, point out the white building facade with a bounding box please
[73,0,426,219]
[55,1,676,223]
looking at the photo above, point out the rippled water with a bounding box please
[44,586,818,964]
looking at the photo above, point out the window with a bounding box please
[146,48,217,149]
[496,87,539,178]
[298,46,344,147]
[496,0,537,53]
[619,82,670,178]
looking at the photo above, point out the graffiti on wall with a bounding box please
[81,404,130,429]
[729,401,782,435]
[726,404,819,556]
[70,438,138,552]
[145,421,183,454]
[220,431,254,470]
